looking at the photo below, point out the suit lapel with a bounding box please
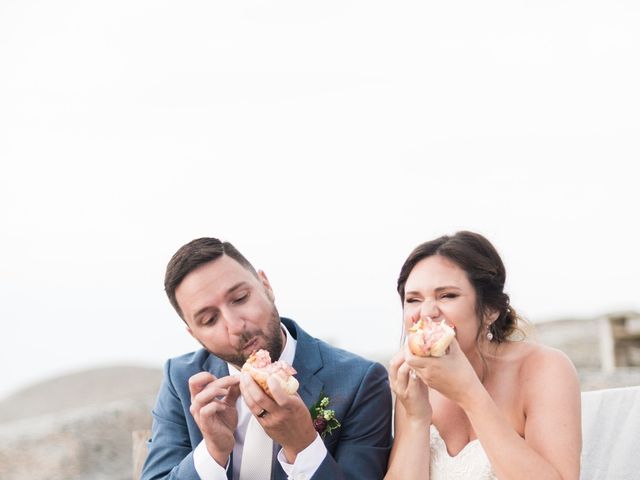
[297,366,324,410]
[203,354,230,379]
[269,319,325,480]
[284,318,325,409]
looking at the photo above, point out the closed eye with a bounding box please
[441,293,459,299]
[203,313,218,326]
[232,293,249,304]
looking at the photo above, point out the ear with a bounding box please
[484,308,500,326]
[257,270,275,302]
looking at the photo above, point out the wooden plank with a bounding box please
[132,429,151,480]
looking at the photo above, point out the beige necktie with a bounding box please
[239,415,273,479]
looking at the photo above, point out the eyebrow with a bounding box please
[404,285,462,296]
[435,286,461,292]
[193,282,248,322]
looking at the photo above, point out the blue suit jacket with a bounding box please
[141,318,392,480]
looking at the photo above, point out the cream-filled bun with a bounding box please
[241,349,299,398]
[407,317,456,357]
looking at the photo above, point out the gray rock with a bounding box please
[0,365,163,423]
[0,366,161,480]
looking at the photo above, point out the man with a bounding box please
[141,238,392,480]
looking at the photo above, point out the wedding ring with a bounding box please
[410,369,417,380]
[257,408,268,418]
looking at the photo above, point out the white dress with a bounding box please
[429,425,497,480]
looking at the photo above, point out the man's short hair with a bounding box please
[164,238,258,319]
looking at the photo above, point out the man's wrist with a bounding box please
[282,429,318,463]
[205,442,232,468]
[194,440,230,479]
[278,434,327,477]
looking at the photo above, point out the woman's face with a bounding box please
[403,254,482,354]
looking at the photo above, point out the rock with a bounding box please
[0,366,163,423]
[531,317,602,369]
[0,366,162,480]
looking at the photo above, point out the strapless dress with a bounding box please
[429,425,497,480]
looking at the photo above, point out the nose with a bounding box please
[224,312,246,336]
[420,299,441,321]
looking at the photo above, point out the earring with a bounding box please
[486,325,494,341]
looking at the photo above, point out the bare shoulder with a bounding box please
[516,342,580,406]
[509,344,582,479]
[518,342,577,377]
[499,340,575,372]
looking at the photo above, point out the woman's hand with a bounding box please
[405,338,482,408]
[389,349,432,422]
[386,349,433,480]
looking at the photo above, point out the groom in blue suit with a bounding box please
[141,238,392,480]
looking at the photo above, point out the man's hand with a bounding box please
[240,372,318,463]
[189,372,241,467]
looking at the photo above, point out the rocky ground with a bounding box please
[1,318,639,480]
[0,366,162,480]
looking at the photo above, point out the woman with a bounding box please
[385,231,581,480]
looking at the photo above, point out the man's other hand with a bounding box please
[189,372,241,466]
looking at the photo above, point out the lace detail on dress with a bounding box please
[429,425,497,480]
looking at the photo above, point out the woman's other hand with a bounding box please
[405,338,482,408]
[389,349,432,422]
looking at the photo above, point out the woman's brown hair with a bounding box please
[397,231,520,344]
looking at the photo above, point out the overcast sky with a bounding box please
[1,1,639,399]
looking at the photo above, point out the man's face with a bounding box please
[175,255,283,368]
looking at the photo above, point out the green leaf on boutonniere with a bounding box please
[309,392,341,438]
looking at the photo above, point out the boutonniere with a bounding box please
[310,393,341,438]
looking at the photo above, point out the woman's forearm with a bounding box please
[462,388,564,480]
[385,414,431,480]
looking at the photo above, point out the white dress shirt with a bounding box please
[193,324,327,480]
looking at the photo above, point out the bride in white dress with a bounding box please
[385,231,581,480]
